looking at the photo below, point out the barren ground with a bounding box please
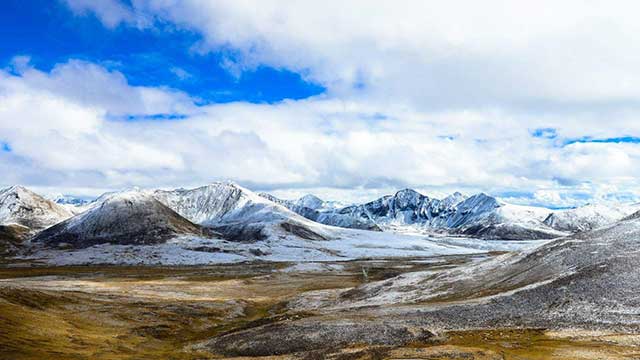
[1,255,640,359]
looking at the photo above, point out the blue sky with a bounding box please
[1,0,324,104]
[2,0,640,207]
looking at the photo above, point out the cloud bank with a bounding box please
[1,1,640,206]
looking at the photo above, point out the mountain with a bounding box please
[257,193,323,223]
[153,182,332,241]
[543,203,640,232]
[440,193,565,239]
[274,189,563,240]
[0,185,73,231]
[212,211,640,355]
[50,194,91,206]
[33,191,214,248]
[313,208,640,330]
[258,192,381,231]
[0,223,30,255]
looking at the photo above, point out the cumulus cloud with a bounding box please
[68,0,640,109]
[3,57,639,206]
[64,0,148,28]
[4,2,640,206]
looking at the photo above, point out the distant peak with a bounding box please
[394,188,423,197]
[299,194,322,201]
[5,185,28,193]
[210,180,240,187]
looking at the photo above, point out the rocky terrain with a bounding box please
[199,209,640,356]
[3,183,640,358]
[543,202,639,232]
[153,182,334,242]
[1,183,638,266]
[263,189,638,240]
[33,191,215,248]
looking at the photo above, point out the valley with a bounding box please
[4,256,640,359]
[3,183,640,358]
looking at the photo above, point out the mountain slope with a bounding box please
[282,189,563,240]
[309,209,640,329]
[33,191,213,248]
[543,203,640,232]
[259,192,382,231]
[444,193,564,240]
[0,223,30,255]
[206,214,640,355]
[257,193,323,223]
[0,185,73,231]
[153,182,332,241]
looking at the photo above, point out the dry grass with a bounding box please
[2,258,639,359]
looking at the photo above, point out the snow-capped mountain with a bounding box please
[49,194,91,206]
[256,192,379,230]
[6,182,640,265]
[153,182,333,241]
[543,203,640,232]
[257,193,324,223]
[263,189,564,240]
[33,191,214,248]
[0,185,73,231]
[437,193,566,240]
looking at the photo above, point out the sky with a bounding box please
[2,0,640,207]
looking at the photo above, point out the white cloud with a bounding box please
[69,0,640,109]
[3,58,640,205]
[64,0,148,28]
[5,2,640,206]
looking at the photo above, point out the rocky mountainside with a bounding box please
[323,208,640,330]
[0,223,31,255]
[263,189,566,240]
[543,203,640,232]
[207,210,640,355]
[33,191,214,248]
[441,193,564,239]
[259,192,382,231]
[257,193,324,224]
[153,182,333,241]
[0,185,73,231]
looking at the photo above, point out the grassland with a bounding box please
[1,256,639,359]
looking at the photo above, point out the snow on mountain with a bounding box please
[296,194,324,210]
[49,194,91,206]
[257,193,322,223]
[0,185,73,231]
[311,189,436,232]
[153,182,334,241]
[46,194,93,214]
[33,191,215,248]
[256,192,378,230]
[301,208,640,331]
[441,193,565,240]
[285,189,563,240]
[27,184,529,265]
[543,203,640,232]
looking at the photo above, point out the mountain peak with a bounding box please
[34,191,211,248]
[394,188,424,198]
[296,194,324,209]
[0,185,73,230]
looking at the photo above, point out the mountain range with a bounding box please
[260,189,638,240]
[1,182,638,263]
